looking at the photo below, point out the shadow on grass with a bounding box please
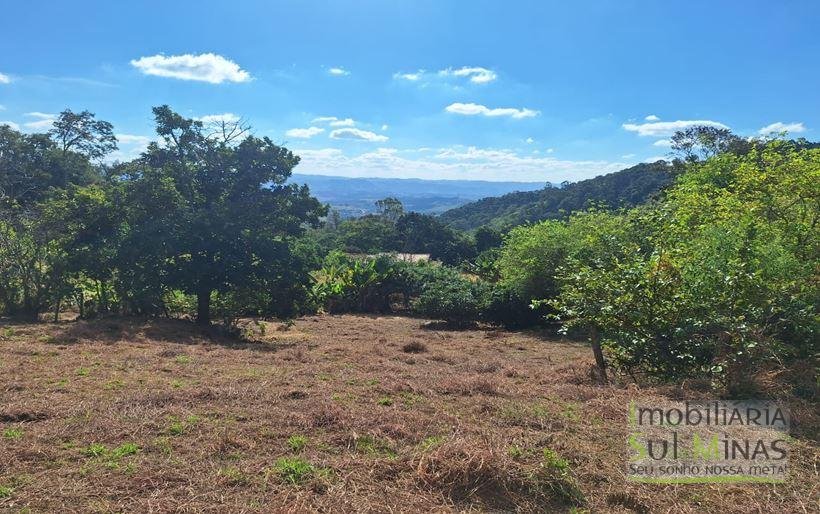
[51,316,292,352]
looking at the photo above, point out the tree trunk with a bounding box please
[196,289,211,325]
[590,326,608,384]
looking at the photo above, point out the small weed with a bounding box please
[83,443,108,457]
[167,415,198,436]
[419,435,444,451]
[219,466,249,485]
[174,355,191,364]
[542,448,570,472]
[508,445,524,459]
[171,380,184,388]
[75,367,90,377]
[0,485,12,498]
[271,457,329,485]
[2,327,14,338]
[287,435,308,452]
[377,397,393,406]
[104,379,125,390]
[365,378,379,386]
[111,443,139,458]
[354,435,397,458]
[2,428,23,440]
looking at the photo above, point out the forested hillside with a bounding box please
[438,161,674,230]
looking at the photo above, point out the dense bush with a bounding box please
[411,270,487,327]
[552,140,819,386]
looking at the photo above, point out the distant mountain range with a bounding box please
[438,161,674,230]
[289,173,546,217]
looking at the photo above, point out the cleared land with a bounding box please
[0,315,817,512]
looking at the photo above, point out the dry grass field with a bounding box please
[0,315,817,513]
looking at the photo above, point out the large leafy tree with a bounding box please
[121,106,325,324]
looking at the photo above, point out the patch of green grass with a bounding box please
[533,448,585,506]
[174,355,191,364]
[0,485,12,498]
[270,457,330,485]
[287,435,308,453]
[167,415,199,436]
[419,435,445,451]
[2,428,23,440]
[171,380,184,388]
[2,327,15,338]
[365,378,379,386]
[104,379,125,390]
[400,392,423,405]
[219,466,249,485]
[354,435,397,458]
[75,367,90,377]
[377,397,393,406]
[83,443,108,457]
[111,443,139,458]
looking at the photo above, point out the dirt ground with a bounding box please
[0,315,817,513]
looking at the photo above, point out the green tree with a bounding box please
[121,106,325,324]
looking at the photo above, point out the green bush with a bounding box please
[411,270,487,326]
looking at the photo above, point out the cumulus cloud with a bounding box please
[0,73,10,84]
[294,145,626,182]
[329,128,388,142]
[445,102,539,119]
[285,126,324,139]
[439,66,497,84]
[653,139,673,147]
[644,114,660,121]
[23,112,57,131]
[312,116,355,127]
[328,67,349,76]
[758,121,806,135]
[525,137,534,144]
[381,124,389,131]
[0,121,20,130]
[130,53,251,84]
[197,113,241,124]
[622,119,729,137]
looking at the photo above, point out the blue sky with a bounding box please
[1,0,818,182]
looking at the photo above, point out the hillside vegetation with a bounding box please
[438,162,673,230]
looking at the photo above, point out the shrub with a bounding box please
[412,273,487,327]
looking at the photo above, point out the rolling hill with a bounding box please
[438,161,675,230]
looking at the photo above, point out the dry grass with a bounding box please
[0,315,817,512]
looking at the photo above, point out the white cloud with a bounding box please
[445,102,539,119]
[525,137,534,144]
[381,124,389,131]
[653,139,673,147]
[329,128,388,142]
[285,126,324,139]
[0,73,10,84]
[621,153,636,159]
[23,112,57,131]
[0,121,20,130]
[393,71,424,81]
[130,53,251,84]
[622,119,729,137]
[197,113,240,124]
[108,133,152,162]
[758,122,806,135]
[294,145,626,182]
[644,114,660,121]
[312,116,355,127]
[328,67,349,76]
[440,66,497,84]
